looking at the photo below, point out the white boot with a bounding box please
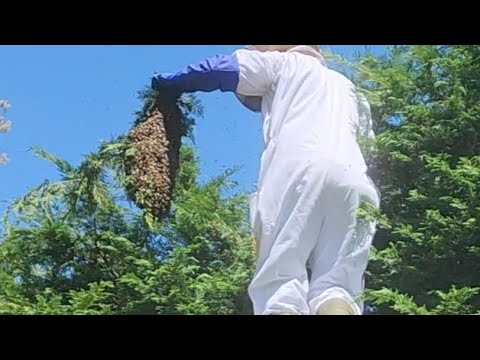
[315,298,356,315]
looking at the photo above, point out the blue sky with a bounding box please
[0,45,385,216]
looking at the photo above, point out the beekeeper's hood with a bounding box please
[245,45,327,67]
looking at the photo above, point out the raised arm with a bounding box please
[151,49,285,97]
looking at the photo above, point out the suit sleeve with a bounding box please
[151,49,284,96]
[234,49,285,96]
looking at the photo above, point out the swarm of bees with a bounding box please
[124,94,183,219]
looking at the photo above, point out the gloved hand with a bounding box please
[151,73,184,99]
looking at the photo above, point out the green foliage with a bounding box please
[345,46,480,314]
[0,96,253,315]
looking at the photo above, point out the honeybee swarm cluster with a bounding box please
[125,96,183,219]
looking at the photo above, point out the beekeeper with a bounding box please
[152,45,380,315]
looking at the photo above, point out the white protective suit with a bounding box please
[235,46,380,315]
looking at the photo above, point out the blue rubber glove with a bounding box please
[151,54,240,95]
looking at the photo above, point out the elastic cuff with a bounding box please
[262,308,305,316]
[260,303,309,316]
